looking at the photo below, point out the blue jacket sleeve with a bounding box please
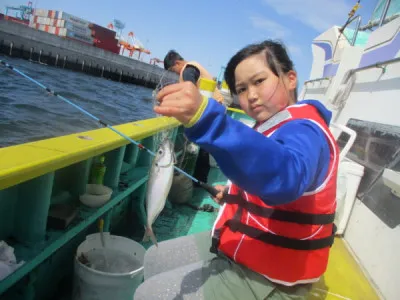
[184,99,331,206]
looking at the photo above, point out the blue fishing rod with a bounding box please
[0,59,220,198]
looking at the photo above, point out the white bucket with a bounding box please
[335,159,365,235]
[72,233,146,300]
[220,89,233,107]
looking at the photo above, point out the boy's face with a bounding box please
[170,60,184,74]
[234,53,296,122]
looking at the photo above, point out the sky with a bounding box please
[1,0,378,86]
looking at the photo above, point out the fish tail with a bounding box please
[143,226,158,247]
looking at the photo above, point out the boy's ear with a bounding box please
[287,70,297,90]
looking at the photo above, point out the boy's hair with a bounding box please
[224,40,298,101]
[164,50,184,70]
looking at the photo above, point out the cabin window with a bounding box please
[337,119,400,228]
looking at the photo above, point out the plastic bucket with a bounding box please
[220,81,233,106]
[335,160,365,235]
[72,233,146,300]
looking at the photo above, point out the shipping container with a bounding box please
[32,8,49,17]
[89,23,116,38]
[3,15,29,25]
[66,30,94,44]
[92,35,119,46]
[94,38,119,46]
[64,22,92,37]
[32,9,90,27]
[31,22,89,37]
[48,10,57,19]
[57,11,90,27]
[30,20,93,40]
[34,24,67,36]
[92,30,117,41]
[91,27,118,47]
[33,16,50,25]
[29,22,94,45]
[55,19,65,27]
[31,16,91,33]
[95,43,120,54]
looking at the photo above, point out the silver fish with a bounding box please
[143,137,175,246]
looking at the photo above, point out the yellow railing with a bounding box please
[0,117,179,190]
[0,107,247,190]
[227,107,245,114]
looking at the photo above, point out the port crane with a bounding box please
[107,21,151,60]
[150,58,163,66]
[113,30,151,60]
[5,1,33,21]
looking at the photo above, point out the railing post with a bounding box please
[14,172,55,245]
[9,42,13,56]
[0,186,18,240]
[29,47,33,60]
[124,144,140,167]
[104,146,126,190]
[102,146,126,231]
[70,159,92,198]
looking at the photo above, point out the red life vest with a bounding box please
[210,103,339,286]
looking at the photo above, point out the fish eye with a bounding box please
[158,150,163,155]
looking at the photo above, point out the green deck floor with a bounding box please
[140,167,227,249]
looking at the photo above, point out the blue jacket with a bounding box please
[184,99,333,206]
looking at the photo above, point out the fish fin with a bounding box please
[142,229,150,242]
[143,226,158,247]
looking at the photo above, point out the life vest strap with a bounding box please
[223,194,335,225]
[225,219,336,250]
[210,229,220,254]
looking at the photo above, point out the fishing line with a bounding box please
[0,59,219,197]
[152,71,199,171]
[151,70,177,154]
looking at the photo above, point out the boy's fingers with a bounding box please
[154,106,185,118]
[213,192,224,204]
[156,82,184,100]
[156,98,185,108]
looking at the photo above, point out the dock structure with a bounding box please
[0,19,178,88]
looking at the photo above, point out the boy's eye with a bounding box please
[255,78,264,85]
[236,87,246,94]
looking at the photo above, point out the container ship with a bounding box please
[0,2,174,88]
[1,2,159,64]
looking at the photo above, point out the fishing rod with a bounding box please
[0,59,220,198]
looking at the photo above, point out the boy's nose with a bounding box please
[247,87,258,102]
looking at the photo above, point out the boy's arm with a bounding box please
[184,99,331,205]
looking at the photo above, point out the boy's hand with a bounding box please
[212,185,227,204]
[155,81,203,125]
